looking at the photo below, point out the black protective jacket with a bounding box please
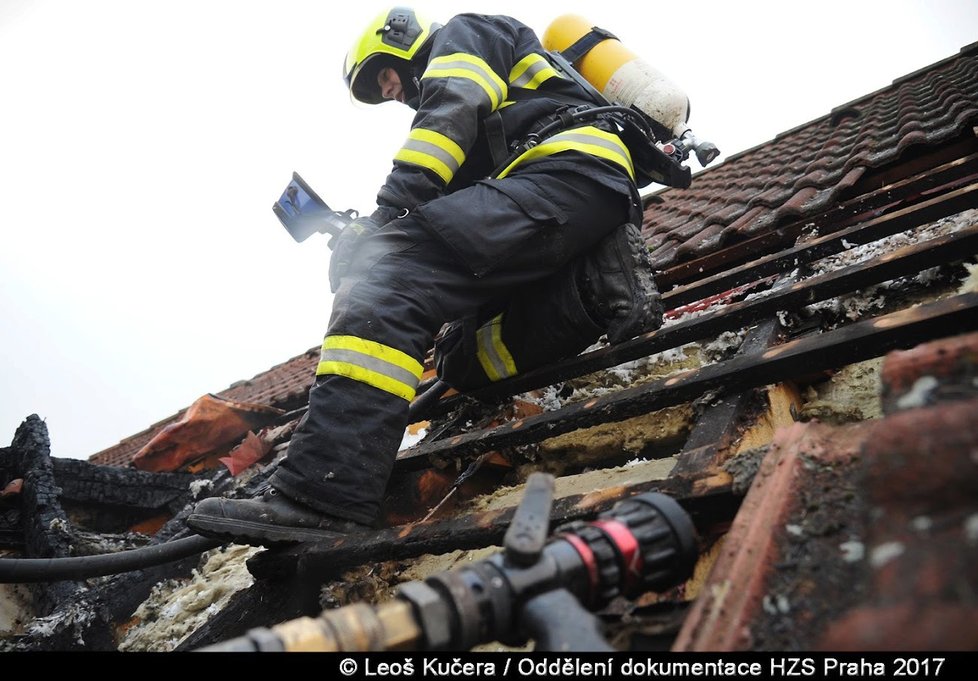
[376,13,639,223]
[270,14,642,525]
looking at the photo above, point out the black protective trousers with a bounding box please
[271,164,634,525]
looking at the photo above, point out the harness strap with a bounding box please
[557,26,618,65]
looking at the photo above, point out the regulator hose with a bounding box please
[0,534,223,583]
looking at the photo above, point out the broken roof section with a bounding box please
[2,40,968,653]
[86,42,978,473]
[88,348,318,468]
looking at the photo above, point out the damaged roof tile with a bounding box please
[644,42,978,271]
[88,348,318,467]
[675,389,978,651]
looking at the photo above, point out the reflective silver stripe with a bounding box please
[496,125,634,180]
[396,139,459,175]
[423,54,506,109]
[510,54,559,89]
[319,348,420,393]
[476,315,517,382]
[554,131,629,159]
[394,128,466,184]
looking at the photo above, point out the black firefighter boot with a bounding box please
[578,222,664,344]
[187,484,370,546]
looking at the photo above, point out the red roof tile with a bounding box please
[675,394,978,651]
[644,43,978,270]
[88,347,318,467]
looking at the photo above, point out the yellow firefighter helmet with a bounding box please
[343,7,439,104]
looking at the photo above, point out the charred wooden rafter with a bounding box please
[248,469,737,580]
[669,320,784,480]
[52,459,201,511]
[8,417,85,617]
[401,293,978,465]
[657,150,978,289]
[664,180,978,308]
[417,221,978,424]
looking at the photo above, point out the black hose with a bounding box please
[0,380,452,583]
[0,534,224,583]
[407,378,450,423]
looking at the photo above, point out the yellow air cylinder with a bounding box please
[543,14,690,138]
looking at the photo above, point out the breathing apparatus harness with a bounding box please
[490,27,707,189]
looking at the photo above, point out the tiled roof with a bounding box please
[643,42,978,270]
[14,42,978,653]
[88,43,978,469]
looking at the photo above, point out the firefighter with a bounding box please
[187,7,663,544]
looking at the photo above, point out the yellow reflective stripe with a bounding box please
[509,54,560,90]
[496,126,635,180]
[316,335,423,401]
[394,128,465,184]
[422,53,507,110]
[476,314,517,382]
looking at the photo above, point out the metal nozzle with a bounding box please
[677,130,720,167]
[694,141,720,166]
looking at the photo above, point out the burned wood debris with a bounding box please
[3,44,978,652]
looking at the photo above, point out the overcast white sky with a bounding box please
[1,0,975,460]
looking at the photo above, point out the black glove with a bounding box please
[327,206,403,293]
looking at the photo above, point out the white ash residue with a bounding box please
[25,603,94,647]
[733,208,977,331]
[840,540,865,563]
[762,593,791,614]
[119,543,261,652]
[809,208,977,275]
[790,208,977,324]
[702,329,747,363]
[71,530,152,557]
[964,514,978,546]
[189,478,213,499]
[895,375,940,410]
[521,344,702,410]
[869,541,905,569]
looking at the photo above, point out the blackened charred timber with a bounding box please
[53,458,204,533]
[670,320,784,479]
[2,460,248,650]
[9,416,85,617]
[657,150,978,290]
[402,293,978,465]
[417,223,978,424]
[663,180,978,308]
[1,445,23,549]
[52,459,201,511]
[0,510,20,549]
[248,472,733,580]
[6,518,224,650]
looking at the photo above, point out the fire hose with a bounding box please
[0,386,447,583]
[196,473,699,652]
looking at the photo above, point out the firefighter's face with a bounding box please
[377,67,405,104]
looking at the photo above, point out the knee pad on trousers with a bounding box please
[577,223,664,344]
[434,264,605,392]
